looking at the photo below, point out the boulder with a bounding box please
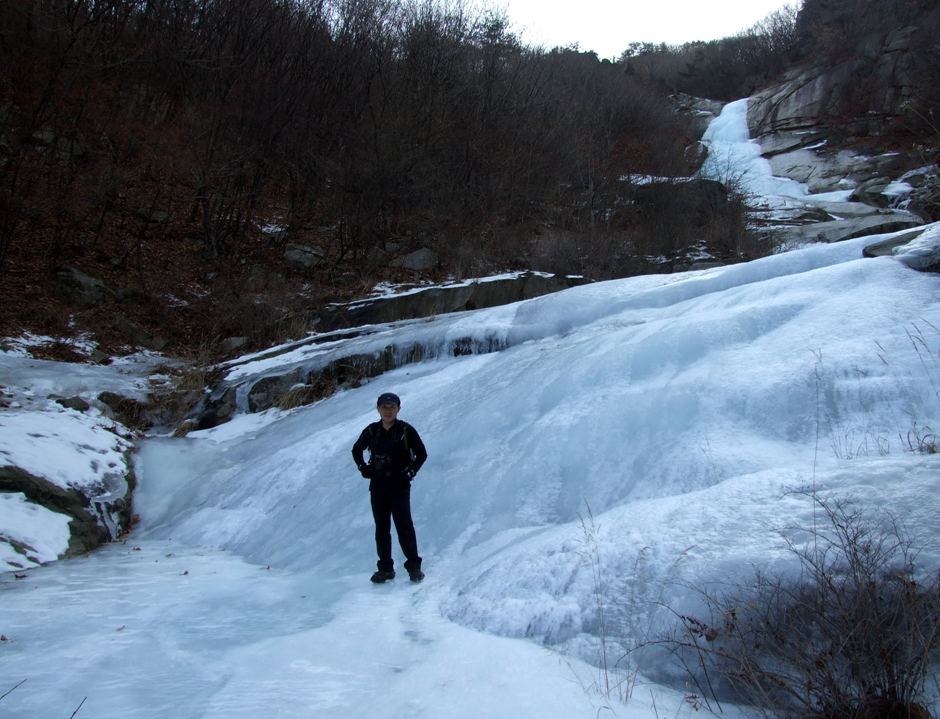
[0,465,129,556]
[136,208,172,224]
[33,129,88,159]
[756,131,831,158]
[244,264,285,292]
[766,211,922,247]
[51,395,91,412]
[862,228,928,257]
[221,336,248,354]
[112,316,169,352]
[368,246,392,271]
[262,227,289,244]
[191,272,590,426]
[766,148,920,194]
[849,177,894,208]
[50,266,114,309]
[247,369,302,413]
[124,84,174,125]
[284,243,325,270]
[888,225,940,271]
[670,94,725,141]
[97,391,152,429]
[196,386,238,429]
[391,248,438,270]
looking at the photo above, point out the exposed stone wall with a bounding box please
[316,273,590,332]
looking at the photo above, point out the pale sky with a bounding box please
[501,0,797,59]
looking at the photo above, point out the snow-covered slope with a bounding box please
[135,229,940,633]
[4,99,940,719]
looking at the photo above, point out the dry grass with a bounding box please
[273,376,337,411]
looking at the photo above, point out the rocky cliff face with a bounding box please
[745,0,938,196]
[764,0,939,141]
[747,26,923,145]
[712,0,939,249]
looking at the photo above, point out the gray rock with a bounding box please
[247,369,302,413]
[33,129,88,158]
[124,84,173,125]
[884,26,918,53]
[263,228,289,244]
[766,147,919,194]
[368,246,392,270]
[804,200,886,219]
[244,264,285,292]
[112,316,169,352]
[53,395,91,412]
[391,248,438,270]
[284,243,325,270]
[319,273,590,331]
[757,131,831,158]
[97,391,151,429]
[32,128,57,146]
[190,272,591,426]
[0,465,128,556]
[849,177,893,208]
[137,208,172,224]
[670,94,726,141]
[221,336,247,353]
[116,287,148,304]
[899,166,939,190]
[748,61,859,137]
[862,228,927,257]
[196,386,238,429]
[88,349,111,365]
[768,212,923,247]
[51,266,115,309]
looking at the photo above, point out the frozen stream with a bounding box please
[3,100,940,719]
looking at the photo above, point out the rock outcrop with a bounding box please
[742,11,934,207]
[0,463,134,558]
[191,272,588,428]
[317,272,589,332]
[748,20,923,140]
[50,266,115,309]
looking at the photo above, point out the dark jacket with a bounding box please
[352,420,427,488]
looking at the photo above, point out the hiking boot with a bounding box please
[370,569,395,583]
[408,569,425,583]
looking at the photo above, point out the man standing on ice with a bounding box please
[352,392,428,583]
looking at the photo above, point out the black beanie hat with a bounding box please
[377,392,401,406]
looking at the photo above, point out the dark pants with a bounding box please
[370,481,421,573]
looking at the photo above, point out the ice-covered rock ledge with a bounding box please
[0,406,136,569]
[192,272,589,429]
[0,349,156,571]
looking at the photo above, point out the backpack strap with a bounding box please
[367,421,408,454]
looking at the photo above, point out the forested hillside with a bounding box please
[1,0,937,358]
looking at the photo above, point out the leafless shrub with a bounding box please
[907,170,940,224]
[657,491,940,719]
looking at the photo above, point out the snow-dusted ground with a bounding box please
[3,100,940,718]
